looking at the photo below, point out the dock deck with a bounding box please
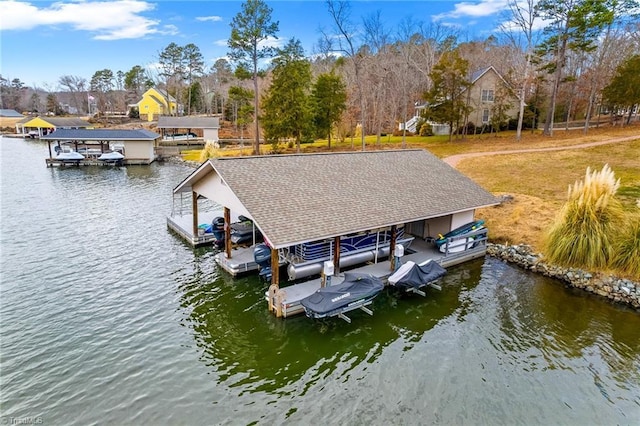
[270,234,488,318]
[45,158,154,167]
[167,211,223,247]
[214,246,262,274]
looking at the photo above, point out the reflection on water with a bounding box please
[2,137,639,425]
[176,252,484,394]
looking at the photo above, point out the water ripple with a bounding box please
[2,139,639,425]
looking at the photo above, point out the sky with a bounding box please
[0,0,514,89]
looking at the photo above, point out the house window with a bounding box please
[482,108,490,123]
[481,89,494,102]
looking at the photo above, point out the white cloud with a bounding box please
[215,36,283,50]
[160,24,180,36]
[433,0,509,21]
[0,0,162,40]
[258,36,283,50]
[196,15,222,22]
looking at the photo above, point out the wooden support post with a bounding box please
[191,191,199,239]
[389,225,397,271]
[224,207,231,259]
[334,236,341,275]
[271,248,279,287]
[268,284,278,316]
[47,141,52,159]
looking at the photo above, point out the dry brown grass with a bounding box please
[475,193,560,249]
[460,137,640,252]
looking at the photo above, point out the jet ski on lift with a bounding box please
[387,259,446,297]
[300,273,385,323]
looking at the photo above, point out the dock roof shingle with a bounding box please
[177,150,498,248]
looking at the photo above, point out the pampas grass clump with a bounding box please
[544,164,625,269]
[612,214,640,278]
[199,140,221,162]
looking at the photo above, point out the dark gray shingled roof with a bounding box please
[157,116,219,129]
[177,149,499,249]
[41,128,160,140]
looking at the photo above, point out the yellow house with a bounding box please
[136,88,179,122]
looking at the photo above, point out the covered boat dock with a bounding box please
[41,128,161,166]
[170,149,499,317]
[157,116,220,143]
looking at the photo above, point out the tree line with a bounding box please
[1,0,638,149]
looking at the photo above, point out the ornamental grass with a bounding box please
[199,140,221,162]
[612,214,640,278]
[543,164,625,269]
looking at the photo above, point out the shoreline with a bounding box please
[487,243,640,310]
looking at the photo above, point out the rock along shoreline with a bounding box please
[486,243,640,310]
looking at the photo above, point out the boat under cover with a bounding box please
[388,260,446,295]
[300,272,384,321]
[98,151,124,162]
[56,151,85,161]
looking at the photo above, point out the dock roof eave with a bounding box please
[267,202,500,249]
[173,160,215,193]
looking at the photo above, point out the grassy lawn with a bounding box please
[181,122,640,259]
[460,138,640,251]
[183,124,640,161]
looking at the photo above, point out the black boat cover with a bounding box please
[388,260,446,290]
[300,273,384,318]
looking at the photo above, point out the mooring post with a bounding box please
[270,247,279,287]
[389,225,397,271]
[191,191,199,240]
[224,207,231,258]
[333,236,341,275]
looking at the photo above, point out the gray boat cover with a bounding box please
[300,273,384,317]
[388,260,446,290]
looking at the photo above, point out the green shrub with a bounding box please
[544,164,625,269]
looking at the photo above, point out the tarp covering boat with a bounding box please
[300,273,384,319]
[388,260,446,291]
[98,151,124,161]
[56,151,85,161]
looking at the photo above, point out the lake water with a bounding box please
[1,136,639,425]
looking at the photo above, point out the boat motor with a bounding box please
[211,216,225,248]
[254,244,272,281]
